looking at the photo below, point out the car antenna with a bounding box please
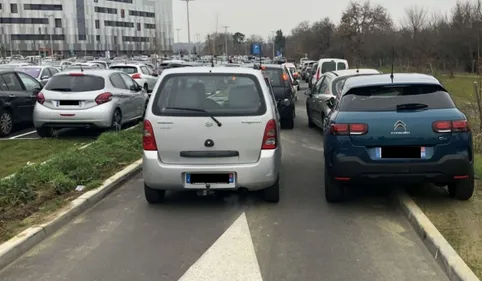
[390,46,395,82]
[355,59,359,73]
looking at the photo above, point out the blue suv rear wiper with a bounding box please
[396,103,428,111]
[165,107,222,127]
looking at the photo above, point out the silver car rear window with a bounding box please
[152,73,267,117]
[44,75,105,92]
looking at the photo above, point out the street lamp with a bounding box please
[180,0,194,53]
[271,31,275,60]
[45,14,55,57]
[222,26,229,57]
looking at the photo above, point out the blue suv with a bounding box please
[323,73,474,202]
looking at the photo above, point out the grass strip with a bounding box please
[0,139,90,179]
[0,126,142,241]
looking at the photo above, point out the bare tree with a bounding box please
[403,6,428,35]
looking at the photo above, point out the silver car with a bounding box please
[33,69,148,137]
[15,65,61,86]
[142,67,282,203]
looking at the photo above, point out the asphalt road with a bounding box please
[0,83,449,281]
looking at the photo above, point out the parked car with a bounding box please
[110,63,159,94]
[305,69,381,129]
[323,73,473,202]
[250,64,296,129]
[307,62,318,87]
[142,66,282,203]
[33,69,148,137]
[42,60,73,71]
[310,58,349,88]
[15,65,61,86]
[0,70,43,136]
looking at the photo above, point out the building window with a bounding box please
[0,4,2,9]
[113,35,117,43]
[129,10,155,18]
[78,34,86,41]
[55,18,62,28]
[121,9,125,18]
[137,23,141,31]
[94,6,117,14]
[11,4,18,13]
[107,0,133,3]
[24,4,62,11]
[11,34,65,40]
[144,23,155,29]
[0,18,48,24]
[123,36,149,42]
[96,35,100,41]
[104,20,134,28]
[95,20,100,29]
[94,0,98,2]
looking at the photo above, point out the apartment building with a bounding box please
[0,0,174,55]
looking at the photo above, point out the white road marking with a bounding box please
[8,130,37,139]
[178,212,263,281]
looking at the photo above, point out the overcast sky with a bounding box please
[172,0,460,42]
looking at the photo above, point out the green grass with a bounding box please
[0,127,142,241]
[0,139,90,178]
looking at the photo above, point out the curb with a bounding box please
[0,159,142,271]
[393,191,480,281]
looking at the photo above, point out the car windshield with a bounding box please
[44,75,105,92]
[110,66,138,74]
[152,73,266,117]
[15,67,41,78]
[340,84,456,111]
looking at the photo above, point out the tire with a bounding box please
[324,165,346,202]
[308,115,315,128]
[281,118,294,129]
[36,127,54,138]
[110,108,122,131]
[447,170,474,200]
[0,109,13,137]
[144,184,166,204]
[144,84,149,93]
[262,176,280,203]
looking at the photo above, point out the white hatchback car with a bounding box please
[110,63,159,94]
[34,69,148,137]
[142,67,282,203]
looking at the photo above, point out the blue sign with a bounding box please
[276,50,281,56]
[251,43,261,55]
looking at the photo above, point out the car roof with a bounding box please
[14,65,44,68]
[330,69,380,77]
[110,63,143,67]
[342,73,443,95]
[56,69,120,77]
[160,66,262,76]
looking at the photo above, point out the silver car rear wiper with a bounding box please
[165,107,222,127]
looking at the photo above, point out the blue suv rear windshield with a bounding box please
[340,84,455,111]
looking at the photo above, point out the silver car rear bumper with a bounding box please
[143,149,280,191]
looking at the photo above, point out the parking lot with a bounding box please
[0,81,449,281]
[1,122,139,141]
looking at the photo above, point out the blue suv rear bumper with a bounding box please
[328,154,472,184]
